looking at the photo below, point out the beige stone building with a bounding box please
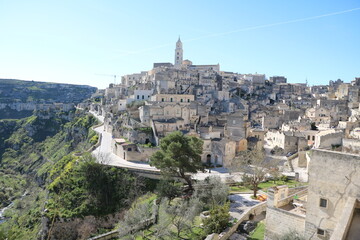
[266,130,306,153]
[201,138,236,167]
[150,94,194,103]
[265,149,360,239]
[112,138,158,162]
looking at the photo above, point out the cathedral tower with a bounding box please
[174,37,183,68]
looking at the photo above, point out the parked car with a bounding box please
[286,151,297,157]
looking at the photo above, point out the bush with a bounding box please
[47,155,148,218]
[203,203,230,234]
[89,134,99,145]
[156,180,182,202]
[280,175,289,182]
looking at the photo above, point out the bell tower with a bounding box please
[174,37,183,68]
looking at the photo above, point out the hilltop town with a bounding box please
[1,38,360,240]
[88,38,360,169]
[86,38,360,239]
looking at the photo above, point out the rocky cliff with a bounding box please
[0,79,97,119]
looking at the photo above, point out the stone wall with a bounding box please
[315,131,343,149]
[342,138,360,154]
[264,185,308,239]
[265,206,306,239]
[305,149,360,239]
[210,202,267,240]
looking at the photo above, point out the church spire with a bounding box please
[174,37,183,68]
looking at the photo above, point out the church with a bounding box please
[154,37,220,73]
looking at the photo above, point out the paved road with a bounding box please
[228,193,261,220]
[89,111,238,181]
[91,112,158,171]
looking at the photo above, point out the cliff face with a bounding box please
[0,79,97,119]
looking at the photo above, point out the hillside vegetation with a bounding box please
[0,109,154,240]
[0,79,96,104]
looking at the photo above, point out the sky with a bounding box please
[0,0,359,89]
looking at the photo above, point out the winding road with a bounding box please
[89,111,238,181]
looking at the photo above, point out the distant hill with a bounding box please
[0,79,97,119]
[0,79,97,104]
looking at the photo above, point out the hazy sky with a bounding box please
[1,0,359,89]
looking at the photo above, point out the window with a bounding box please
[317,228,325,236]
[137,95,140,99]
[308,135,310,140]
[312,136,315,141]
[180,99,183,102]
[170,98,173,102]
[162,98,164,102]
[142,95,144,99]
[319,198,327,208]
[127,148,132,152]
[187,99,190,102]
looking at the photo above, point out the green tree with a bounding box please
[156,179,182,203]
[203,203,230,235]
[150,131,204,191]
[193,176,229,208]
[232,149,279,198]
[118,200,154,239]
[164,197,203,239]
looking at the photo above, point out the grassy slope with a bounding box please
[0,111,98,239]
[249,221,265,240]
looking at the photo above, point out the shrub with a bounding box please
[203,203,230,234]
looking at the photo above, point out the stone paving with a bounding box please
[228,193,261,220]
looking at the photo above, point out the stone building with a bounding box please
[266,130,306,153]
[201,138,236,167]
[139,100,207,127]
[270,76,287,84]
[265,185,308,239]
[112,138,158,162]
[265,149,360,240]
